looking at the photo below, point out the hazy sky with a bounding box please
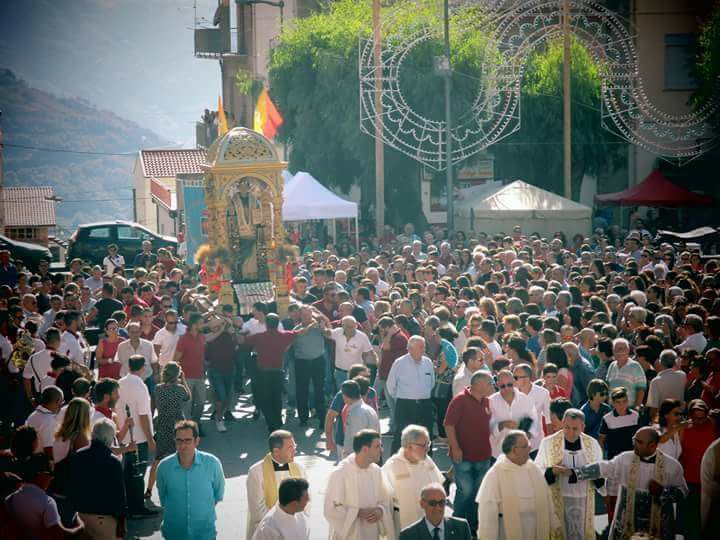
[0,0,222,146]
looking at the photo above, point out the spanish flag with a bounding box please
[253,88,284,140]
[217,95,229,136]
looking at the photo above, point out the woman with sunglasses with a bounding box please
[656,398,685,460]
[95,318,125,380]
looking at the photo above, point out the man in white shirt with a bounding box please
[479,320,502,361]
[252,478,311,540]
[452,348,489,397]
[116,355,157,517]
[646,349,687,419]
[152,310,186,367]
[60,310,89,368]
[325,316,375,390]
[677,314,708,354]
[513,363,551,439]
[23,328,61,404]
[25,385,63,455]
[488,370,540,457]
[365,267,390,297]
[117,322,157,382]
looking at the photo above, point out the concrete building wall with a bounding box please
[631,0,704,184]
[132,158,156,232]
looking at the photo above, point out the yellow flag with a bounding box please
[217,95,229,136]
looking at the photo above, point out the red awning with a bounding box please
[595,169,714,207]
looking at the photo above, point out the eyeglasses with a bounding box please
[423,499,448,507]
[175,437,195,445]
[410,441,431,450]
[498,383,514,389]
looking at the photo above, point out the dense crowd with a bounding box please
[0,221,719,539]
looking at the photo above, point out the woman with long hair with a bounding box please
[53,398,91,463]
[478,297,499,322]
[95,318,125,380]
[145,362,190,499]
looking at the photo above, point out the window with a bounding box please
[664,34,698,90]
[6,228,37,240]
[87,227,110,239]
[117,226,141,240]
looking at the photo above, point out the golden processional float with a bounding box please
[200,126,293,316]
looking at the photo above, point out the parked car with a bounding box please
[0,235,53,271]
[66,221,178,267]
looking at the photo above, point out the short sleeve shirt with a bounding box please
[606,360,647,404]
[175,333,206,379]
[443,389,492,462]
[330,328,373,371]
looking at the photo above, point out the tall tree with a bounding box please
[268,0,619,227]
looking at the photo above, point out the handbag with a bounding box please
[432,366,454,400]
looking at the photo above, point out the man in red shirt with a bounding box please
[121,286,148,317]
[173,312,206,432]
[242,314,314,432]
[375,316,408,435]
[444,370,494,535]
[312,282,339,321]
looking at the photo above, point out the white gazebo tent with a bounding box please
[455,180,592,238]
[282,171,359,249]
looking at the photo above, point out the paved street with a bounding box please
[127,390,446,539]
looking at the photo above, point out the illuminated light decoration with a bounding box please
[359,0,718,170]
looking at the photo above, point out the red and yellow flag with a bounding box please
[217,95,229,136]
[253,88,284,140]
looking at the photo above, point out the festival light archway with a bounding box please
[359,0,718,171]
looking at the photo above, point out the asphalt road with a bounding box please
[126,391,427,540]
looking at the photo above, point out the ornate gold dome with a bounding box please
[204,127,278,168]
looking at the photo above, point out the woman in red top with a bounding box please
[680,399,717,538]
[95,318,125,379]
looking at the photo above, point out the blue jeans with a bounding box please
[453,459,492,532]
[334,368,348,391]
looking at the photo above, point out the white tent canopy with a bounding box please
[455,180,592,238]
[282,171,359,248]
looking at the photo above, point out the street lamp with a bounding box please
[237,0,285,28]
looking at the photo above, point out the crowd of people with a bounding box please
[0,219,719,539]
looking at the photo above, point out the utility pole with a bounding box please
[0,110,4,235]
[563,0,572,200]
[442,0,454,232]
[373,0,385,238]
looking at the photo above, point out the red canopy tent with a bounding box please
[595,169,714,206]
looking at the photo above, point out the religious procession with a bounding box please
[2,0,720,539]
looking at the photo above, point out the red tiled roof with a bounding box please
[139,149,207,178]
[3,186,57,227]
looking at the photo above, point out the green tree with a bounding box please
[268,0,620,227]
[492,38,626,199]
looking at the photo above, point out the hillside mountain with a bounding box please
[1,68,168,231]
[0,0,220,145]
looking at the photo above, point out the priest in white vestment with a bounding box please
[575,427,687,540]
[535,408,603,540]
[701,437,720,537]
[252,478,311,540]
[381,424,445,534]
[476,430,559,540]
[324,429,395,540]
[247,431,308,538]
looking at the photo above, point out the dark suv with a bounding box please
[66,221,178,267]
[0,235,52,271]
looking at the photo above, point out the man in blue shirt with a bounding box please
[386,335,435,453]
[157,420,225,540]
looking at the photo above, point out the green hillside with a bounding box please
[0,68,167,232]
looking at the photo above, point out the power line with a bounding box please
[2,142,138,156]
